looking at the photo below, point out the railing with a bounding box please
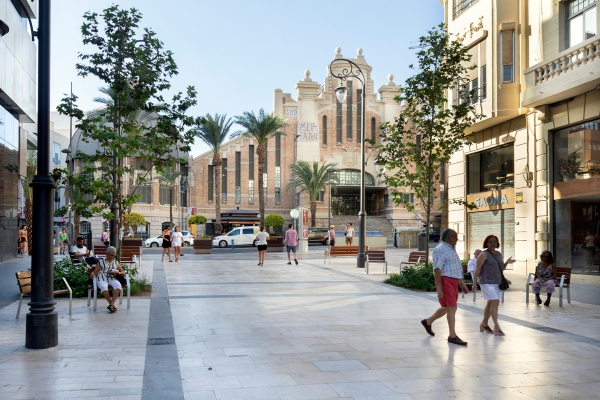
[531,37,600,85]
[453,0,479,19]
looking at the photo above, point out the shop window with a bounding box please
[467,144,514,194]
[566,0,597,49]
[554,119,600,183]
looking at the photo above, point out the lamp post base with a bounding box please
[26,312,58,349]
[357,211,366,268]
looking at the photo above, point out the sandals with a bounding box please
[494,329,505,336]
[107,305,117,313]
[479,325,494,334]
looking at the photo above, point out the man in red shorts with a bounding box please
[421,228,469,346]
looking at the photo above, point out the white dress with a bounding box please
[171,232,183,247]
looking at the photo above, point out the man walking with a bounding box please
[285,224,298,265]
[421,228,469,346]
[345,223,355,246]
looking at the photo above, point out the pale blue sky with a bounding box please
[50,0,444,156]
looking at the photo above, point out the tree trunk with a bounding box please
[310,198,317,227]
[74,211,80,242]
[257,144,266,225]
[213,153,222,235]
[169,187,174,229]
[25,198,33,256]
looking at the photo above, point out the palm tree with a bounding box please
[193,114,234,235]
[233,109,288,224]
[157,169,183,229]
[286,161,338,227]
[21,151,37,255]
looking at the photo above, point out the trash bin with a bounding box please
[418,233,428,251]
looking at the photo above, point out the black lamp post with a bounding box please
[327,166,335,231]
[11,0,57,349]
[329,57,367,268]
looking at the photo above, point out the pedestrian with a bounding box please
[328,225,336,247]
[472,235,514,336]
[18,225,28,256]
[421,228,470,346]
[467,249,482,274]
[161,226,172,262]
[345,223,355,246]
[59,228,69,255]
[171,226,183,262]
[532,250,558,306]
[101,228,110,246]
[255,226,269,266]
[285,223,298,265]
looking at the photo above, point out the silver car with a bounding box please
[144,231,195,247]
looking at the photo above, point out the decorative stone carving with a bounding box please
[283,93,297,103]
[343,147,358,167]
[297,121,319,142]
[318,103,329,110]
[285,108,297,118]
[369,105,380,111]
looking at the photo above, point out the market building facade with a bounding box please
[444,0,600,275]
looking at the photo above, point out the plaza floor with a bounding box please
[1,249,600,399]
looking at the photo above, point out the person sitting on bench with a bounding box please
[70,237,90,263]
[89,246,126,313]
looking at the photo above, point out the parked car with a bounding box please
[212,226,260,248]
[308,227,330,244]
[144,231,195,247]
[419,227,440,242]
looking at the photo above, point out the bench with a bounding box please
[525,267,571,307]
[366,250,387,274]
[399,251,426,271]
[324,245,369,264]
[93,246,142,270]
[461,265,506,303]
[16,271,72,319]
[84,257,131,311]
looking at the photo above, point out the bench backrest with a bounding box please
[367,250,385,261]
[556,267,571,285]
[16,271,32,295]
[408,251,426,262]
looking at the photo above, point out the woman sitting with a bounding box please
[89,246,126,313]
[532,251,558,306]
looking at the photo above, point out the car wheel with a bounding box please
[183,241,190,247]
[322,240,328,245]
[253,240,258,247]
[150,242,158,248]
[219,240,228,248]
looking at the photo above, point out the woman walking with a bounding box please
[171,226,183,262]
[18,225,28,256]
[59,228,69,255]
[255,226,269,266]
[161,226,172,262]
[472,235,514,336]
[532,251,558,306]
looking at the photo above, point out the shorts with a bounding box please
[257,245,267,251]
[329,240,335,247]
[436,276,459,307]
[287,245,297,253]
[97,279,122,292]
[345,237,353,245]
[18,238,26,243]
[481,283,501,300]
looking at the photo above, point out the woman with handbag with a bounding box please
[472,235,515,336]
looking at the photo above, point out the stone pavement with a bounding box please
[0,249,600,399]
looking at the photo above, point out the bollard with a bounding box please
[231,239,234,250]
[409,240,411,249]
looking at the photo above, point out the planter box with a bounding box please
[194,238,213,254]
[122,238,143,247]
[266,237,284,253]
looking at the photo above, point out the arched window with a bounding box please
[335,169,375,186]
[322,115,328,146]
[371,117,376,141]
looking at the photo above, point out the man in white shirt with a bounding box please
[467,249,482,273]
[71,237,90,263]
[345,223,355,246]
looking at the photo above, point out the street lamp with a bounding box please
[327,166,336,231]
[329,55,367,268]
[10,0,57,349]
[0,19,9,37]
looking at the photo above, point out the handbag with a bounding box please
[489,251,510,291]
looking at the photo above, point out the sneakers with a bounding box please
[287,262,292,265]
[448,336,468,346]
[421,319,435,336]
[294,259,298,265]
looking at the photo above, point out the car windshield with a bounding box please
[227,230,240,236]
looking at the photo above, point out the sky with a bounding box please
[49,0,444,157]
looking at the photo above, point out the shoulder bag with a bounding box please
[489,251,510,290]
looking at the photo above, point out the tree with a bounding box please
[157,169,183,229]
[192,114,234,235]
[52,169,93,242]
[57,5,197,255]
[188,215,207,225]
[376,23,482,265]
[123,212,146,236]
[286,161,338,227]
[21,151,36,255]
[233,109,288,224]
[264,214,285,235]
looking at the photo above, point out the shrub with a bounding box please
[129,275,152,295]
[264,214,285,235]
[384,262,435,291]
[54,257,89,298]
[123,212,146,236]
[188,215,207,225]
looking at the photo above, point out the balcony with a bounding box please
[522,36,600,108]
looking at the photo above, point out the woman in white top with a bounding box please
[171,226,183,262]
[255,226,269,266]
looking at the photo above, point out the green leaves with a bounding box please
[232,109,288,145]
[286,161,338,201]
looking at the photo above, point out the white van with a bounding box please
[212,226,260,248]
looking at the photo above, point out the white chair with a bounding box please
[88,275,131,312]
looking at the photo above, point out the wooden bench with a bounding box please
[324,245,369,264]
[16,271,72,319]
[93,246,142,270]
[399,251,426,271]
[526,266,571,307]
[366,250,387,274]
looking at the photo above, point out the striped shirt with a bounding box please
[97,258,118,282]
[432,241,463,279]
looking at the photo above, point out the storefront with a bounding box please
[553,118,600,274]
[465,144,516,259]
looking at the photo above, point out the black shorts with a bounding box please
[257,245,267,251]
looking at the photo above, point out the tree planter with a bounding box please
[122,238,143,247]
[266,237,284,253]
[194,238,213,254]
